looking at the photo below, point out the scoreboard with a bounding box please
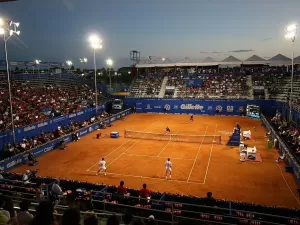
[246,104,260,119]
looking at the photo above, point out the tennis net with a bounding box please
[124,130,221,144]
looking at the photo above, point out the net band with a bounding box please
[124,130,221,144]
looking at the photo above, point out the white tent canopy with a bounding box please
[136,53,296,68]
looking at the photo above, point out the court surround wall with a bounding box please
[0,109,131,172]
[124,98,282,117]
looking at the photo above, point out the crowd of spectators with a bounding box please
[130,75,163,98]
[0,111,111,160]
[270,111,300,161]
[0,82,104,132]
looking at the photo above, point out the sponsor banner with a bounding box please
[186,79,203,88]
[0,109,131,172]
[124,99,278,117]
[226,106,234,112]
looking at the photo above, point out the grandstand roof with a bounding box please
[203,57,215,62]
[136,53,297,68]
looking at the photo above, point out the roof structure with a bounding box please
[203,57,215,62]
[268,54,292,65]
[136,53,297,68]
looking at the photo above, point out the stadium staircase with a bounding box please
[247,75,254,100]
[158,76,168,98]
[265,88,269,100]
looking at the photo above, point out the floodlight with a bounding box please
[15,30,20,36]
[162,58,165,61]
[89,35,102,49]
[0,18,4,26]
[9,30,13,36]
[66,60,72,66]
[14,22,19,28]
[285,32,296,40]
[106,59,113,66]
[287,24,297,32]
[35,60,41,64]
[0,28,4,35]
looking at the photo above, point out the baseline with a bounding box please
[88,170,204,185]
[123,153,194,161]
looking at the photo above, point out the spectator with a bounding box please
[147,215,157,225]
[29,201,58,225]
[35,183,45,202]
[139,184,151,203]
[117,181,127,195]
[204,192,216,207]
[3,196,18,225]
[0,195,10,220]
[106,214,119,225]
[84,215,98,225]
[51,179,64,197]
[61,208,81,225]
[22,170,30,184]
[17,200,33,225]
[123,213,132,225]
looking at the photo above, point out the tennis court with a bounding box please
[11,114,300,208]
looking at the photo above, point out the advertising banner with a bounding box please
[186,79,203,88]
[124,99,281,118]
[0,109,131,172]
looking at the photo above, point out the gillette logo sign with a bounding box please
[180,104,204,110]
[6,159,22,169]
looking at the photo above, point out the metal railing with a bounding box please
[90,190,300,225]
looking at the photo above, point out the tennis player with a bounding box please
[166,126,171,134]
[190,114,194,123]
[96,158,107,176]
[165,158,172,180]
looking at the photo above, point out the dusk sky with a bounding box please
[0,0,300,68]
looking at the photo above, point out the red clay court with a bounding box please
[12,114,300,208]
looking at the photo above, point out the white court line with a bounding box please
[202,124,218,184]
[186,126,208,182]
[88,171,204,185]
[105,125,160,168]
[157,130,180,157]
[86,120,160,172]
[123,153,194,161]
[276,162,300,206]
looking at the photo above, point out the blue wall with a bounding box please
[0,105,106,149]
[125,99,281,117]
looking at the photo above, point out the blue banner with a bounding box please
[0,109,131,172]
[125,99,280,117]
[186,79,203,88]
[0,106,106,150]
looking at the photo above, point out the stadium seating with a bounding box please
[0,73,106,132]
[0,173,299,225]
[130,75,163,98]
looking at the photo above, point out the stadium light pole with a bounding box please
[66,60,72,73]
[285,24,297,122]
[35,59,41,74]
[106,59,113,90]
[0,17,20,145]
[88,35,102,114]
[80,57,87,71]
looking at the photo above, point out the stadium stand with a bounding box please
[0,172,299,225]
[0,73,107,132]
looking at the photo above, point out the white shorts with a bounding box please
[99,167,106,170]
[165,168,172,172]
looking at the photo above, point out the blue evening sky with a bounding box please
[0,0,299,68]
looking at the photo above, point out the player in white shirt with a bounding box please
[96,158,107,176]
[165,158,172,180]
